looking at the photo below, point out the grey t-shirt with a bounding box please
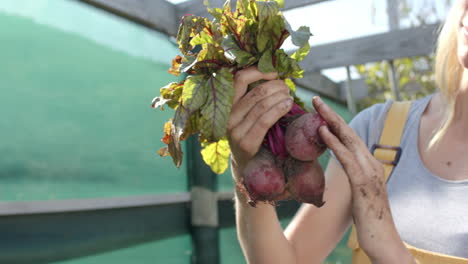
[345,94,468,258]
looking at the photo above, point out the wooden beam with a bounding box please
[300,23,440,72]
[78,0,179,36]
[0,193,190,216]
[0,201,190,263]
[175,0,334,23]
[293,72,341,101]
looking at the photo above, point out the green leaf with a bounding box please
[258,49,275,73]
[182,75,208,113]
[274,49,303,78]
[291,42,310,62]
[256,1,282,52]
[196,43,229,71]
[201,138,231,174]
[274,49,290,75]
[200,68,235,141]
[285,20,312,47]
[222,35,256,67]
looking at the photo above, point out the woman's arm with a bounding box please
[229,67,415,264]
[314,96,415,264]
[229,67,354,263]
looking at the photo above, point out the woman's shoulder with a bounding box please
[349,94,433,149]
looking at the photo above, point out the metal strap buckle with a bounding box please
[370,144,402,166]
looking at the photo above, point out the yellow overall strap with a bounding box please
[347,101,468,263]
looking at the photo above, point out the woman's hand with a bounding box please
[227,67,293,179]
[312,96,415,264]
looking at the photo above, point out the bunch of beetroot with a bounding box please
[152,0,329,207]
[242,104,327,208]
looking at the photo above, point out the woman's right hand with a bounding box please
[227,66,293,179]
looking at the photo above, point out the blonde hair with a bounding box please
[430,2,463,148]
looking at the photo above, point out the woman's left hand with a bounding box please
[312,96,415,264]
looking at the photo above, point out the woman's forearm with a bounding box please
[235,184,297,264]
[350,185,415,264]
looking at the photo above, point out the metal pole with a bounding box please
[345,66,357,115]
[388,60,402,101]
[386,0,401,101]
[188,137,219,264]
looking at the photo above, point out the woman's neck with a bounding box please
[444,69,468,139]
[453,70,468,121]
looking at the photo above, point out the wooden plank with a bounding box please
[293,72,341,100]
[0,203,189,263]
[78,0,178,36]
[0,193,190,216]
[175,0,334,23]
[300,23,440,72]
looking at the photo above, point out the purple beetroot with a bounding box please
[284,158,325,207]
[285,112,327,161]
[241,104,328,207]
[242,147,286,206]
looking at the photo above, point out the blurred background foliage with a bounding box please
[355,56,436,111]
[355,0,452,111]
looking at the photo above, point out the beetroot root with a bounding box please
[242,148,286,206]
[285,112,327,161]
[284,157,325,207]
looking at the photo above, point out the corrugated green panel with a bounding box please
[217,87,353,191]
[0,5,186,201]
[54,236,192,264]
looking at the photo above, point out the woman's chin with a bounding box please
[458,51,468,69]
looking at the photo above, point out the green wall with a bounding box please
[0,2,187,201]
[0,1,192,263]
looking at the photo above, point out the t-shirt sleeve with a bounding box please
[328,101,391,162]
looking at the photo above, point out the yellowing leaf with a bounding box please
[284,78,296,92]
[201,138,231,174]
[168,55,183,76]
[158,81,184,110]
[291,42,310,62]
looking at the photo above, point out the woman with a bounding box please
[228,0,468,263]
